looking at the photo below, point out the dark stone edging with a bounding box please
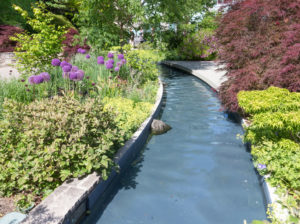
[21,79,164,224]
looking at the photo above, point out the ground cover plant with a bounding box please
[238,87,300,223]
[217,0,300,112]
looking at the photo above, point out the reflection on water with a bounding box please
[83,66,267,224]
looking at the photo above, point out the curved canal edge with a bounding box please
[162,60,286,221]
[21,79,164,224]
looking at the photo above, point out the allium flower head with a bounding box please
[107,52,114,58]
[257,164,267,170]
[117,54,124,60]
[97,59,104,65]
[40,72,50,82]
[105,61,114,69]
[107,59,114,64]
[51,58,61,66]
[121,59,126,64]
[86,54,90,59]
[60,61,69,68]
[116,62,122,67]
[28,76,35,85]
[34,75,44,84]
[77,70,85,80]
[62,65,72,73]
[77,48,86,54]
[71,66,79,72]
[114,66,120,72]
[97,56,104,61]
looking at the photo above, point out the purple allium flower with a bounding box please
[51,58,61,66]
[107,52,114,58]
[76,70,85,80]
[25,84,28,87]
[116,62,122,67]
[77,48,83,53]
[60,61,69,68]
[92,82,96,86]
[114,66,120,72]
[28,76,35,85]
[109,76,112,80]
[26,89,30,92]
[86,54,90,59]
[97,59,104,65]
[40,72,50,82]
[97,56,104,61]
[71,66,79,72]
[62,65,72,73]
[77,48,86,54]
[117,54,124,60]
[257,164,267,170]
[105,61,114,69]
[21,79,25,82]
[69,72,78,81]
[86,76,90,79]
[107,59,114,64]
[33,75,44,84]
[121,59,126,64]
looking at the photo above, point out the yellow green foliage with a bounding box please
[103,97,153,139]
[11,3,67,76]
[238,86,300,222]
[238,86,300,114]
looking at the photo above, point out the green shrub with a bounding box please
[178,29,217,61]
[126,49,163,85]
[0,95,124,197]
[103,97,153,139]
[11,3,67,76]
[238,86,300,222]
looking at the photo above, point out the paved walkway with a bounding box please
[162,61,227,91]
[0,53,20,80]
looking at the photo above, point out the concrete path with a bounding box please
[0,52,21,80]
[162,61,227,91]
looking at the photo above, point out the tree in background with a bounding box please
[217,0,300,112]
[77,0,144,49]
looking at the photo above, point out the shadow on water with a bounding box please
[82,65,267,224]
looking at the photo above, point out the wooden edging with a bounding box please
[21,79,164,224]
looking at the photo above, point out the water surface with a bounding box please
[83,66,266,224]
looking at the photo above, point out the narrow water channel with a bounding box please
[83,66,267,224]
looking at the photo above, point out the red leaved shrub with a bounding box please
[0,25,24,52]
[62,28,90,59]
[216,0,300,112]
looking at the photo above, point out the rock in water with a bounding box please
[151,119,171,135]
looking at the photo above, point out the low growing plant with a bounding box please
[238,86,300,222]
[0,95,124,198]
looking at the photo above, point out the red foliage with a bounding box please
[62,28,90,59]
[0,25,23,52]
[216,0,300,112]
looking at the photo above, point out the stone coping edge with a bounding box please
[21,79,164,224]
[161,61,220,91]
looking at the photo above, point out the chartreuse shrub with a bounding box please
[10,2,67,76]
[126,48,164,85]
[103,97,153,140]
[237,86,300,223]
[0,95,124,198]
